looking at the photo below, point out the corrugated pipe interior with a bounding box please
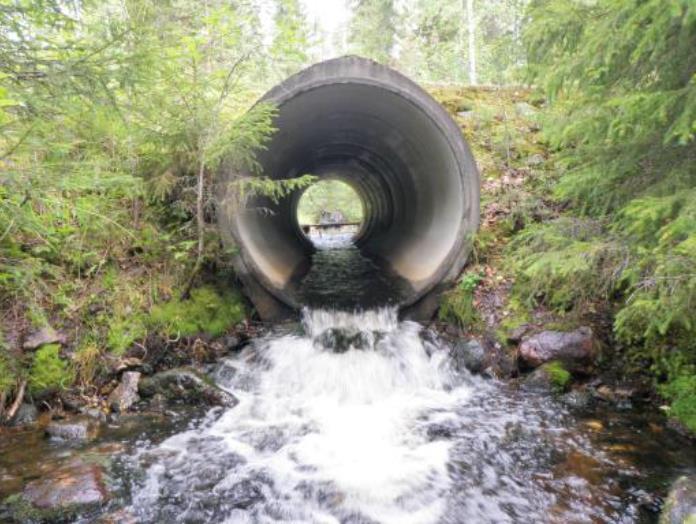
[217,56,480,320]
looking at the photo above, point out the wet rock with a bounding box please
[451,339,486,374]
[22,460,109,511]
[522,361,571,393]
[97,508,138,524]
[213,358,238,385]
[107,371,140,413]
[560,389,594,410]
[22,326,66,350]
[507,324,531,344]
[138,367,238,408]
[518,327,595,371]
[226,479,265,509]
[9,403,38,426]
[80,406,108,422]
[46,416,100,441]
[221,335,242,352]
[660,475,696,524]
[314,328,372,353]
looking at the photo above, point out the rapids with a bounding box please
[119,308,669,523]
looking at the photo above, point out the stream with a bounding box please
[1,238,694,523]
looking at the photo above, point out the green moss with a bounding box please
[28,344,74,395]
[439,273,482,330]
[107,315,147,355]
[661,374,696,433]
[541,361,571,392]
[149,285,245,337]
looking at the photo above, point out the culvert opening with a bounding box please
[218,56,480,320]
[297,179,365,249]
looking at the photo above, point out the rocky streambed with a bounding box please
[1,310,695,523]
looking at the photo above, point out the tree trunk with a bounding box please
[181,160,206,300]
[467,0,477,85]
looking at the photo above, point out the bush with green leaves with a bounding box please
[524,0,696,429]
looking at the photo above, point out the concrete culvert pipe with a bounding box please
[218,56,480,320]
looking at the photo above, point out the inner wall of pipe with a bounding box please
[233,81,467,308]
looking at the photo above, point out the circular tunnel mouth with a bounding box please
[296,179,366,249]
[219,57,480,319]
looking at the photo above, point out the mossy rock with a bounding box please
[523,361,571,393]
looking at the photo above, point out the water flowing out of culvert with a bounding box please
[122,308,658,524]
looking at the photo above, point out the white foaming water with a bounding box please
[130,308,474,523]
[125,308,646,523]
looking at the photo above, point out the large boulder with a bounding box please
[518,327,595,371]
[107,371,141,413]
[660,475,696,524]
[22,460,109,511]
[138,367,238,408]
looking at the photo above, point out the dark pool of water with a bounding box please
[298,239,412,310]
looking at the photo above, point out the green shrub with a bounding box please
[508,218,627,311]
[28,344,73,394]
[661,374,696,433]
[149,286,245,337]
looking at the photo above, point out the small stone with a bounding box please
[46,417,99,441]
[108,371,141,413]
[22,460,109,511]
[519,327,595,371]
[660,475,696,524]
[10,403,39,426]
[22,327,66,351]
[451,339,487,374]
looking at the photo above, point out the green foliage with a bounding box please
[399,0,529,84]
[0,349,16,396]
[439,272,482,330]
[297,180,364,225]
[661,374,696,433]
[107,316,147,356]
[540,361,571,392]
[508,218,628,311]
[525,0,696,429]
[150,286,245,338]
[28,344,73,395]
[270,0,312,78]
[348,0,397,63]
